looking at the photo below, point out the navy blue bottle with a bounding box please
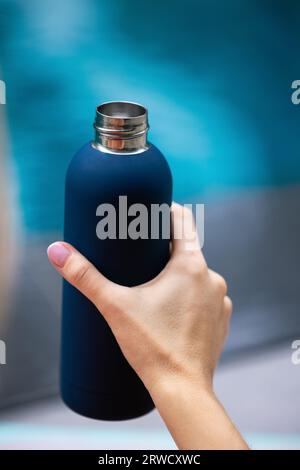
[61,102,173,420]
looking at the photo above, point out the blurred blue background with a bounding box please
[1,0,300,231]
[0,0,300,449]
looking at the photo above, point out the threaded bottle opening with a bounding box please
[97,101,147,119]
[93,101,149,154]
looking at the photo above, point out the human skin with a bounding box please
[47,203,249,450]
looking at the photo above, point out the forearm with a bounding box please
[149,377,249,450]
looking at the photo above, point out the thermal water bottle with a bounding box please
[61,101,173,420]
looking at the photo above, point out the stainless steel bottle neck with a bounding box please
[93,101,149,154]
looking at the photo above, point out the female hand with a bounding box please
[47,203,248,450]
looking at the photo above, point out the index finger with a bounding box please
[171,202,201,254]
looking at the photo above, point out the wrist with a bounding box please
[147,371,214,408]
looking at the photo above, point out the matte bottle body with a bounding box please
[61,141,172,420]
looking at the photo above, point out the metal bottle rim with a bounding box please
[94,101,149,139]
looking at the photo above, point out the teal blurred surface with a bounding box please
[0,0,300,232]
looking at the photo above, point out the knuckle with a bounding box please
[218,276,228,295]
[223,296,233,316]
[177,251,206,277]
[211,272,228,295]
[69,263,91,287]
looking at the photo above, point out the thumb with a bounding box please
[47,242,127,321]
